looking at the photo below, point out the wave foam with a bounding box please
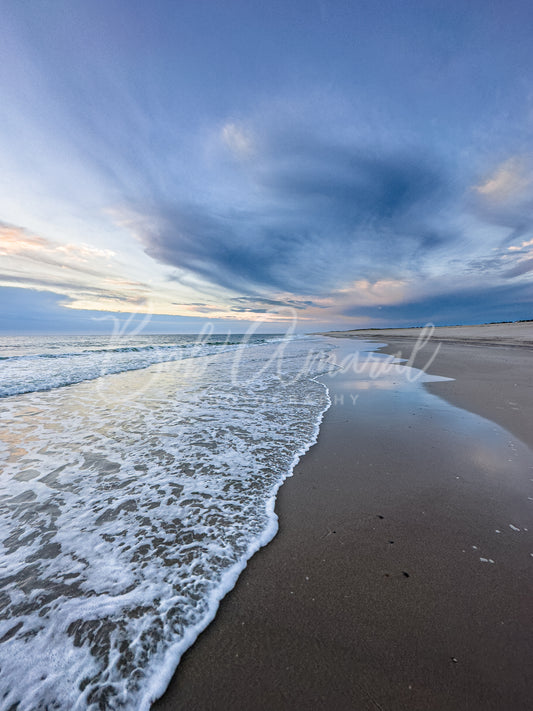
[0,337,333,709]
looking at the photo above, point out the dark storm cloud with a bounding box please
[257,138,447,225]
[135,134,455,295]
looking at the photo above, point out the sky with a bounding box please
[1,0,532,334]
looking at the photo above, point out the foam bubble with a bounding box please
[0,337,333,709]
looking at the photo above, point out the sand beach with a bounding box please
[153,323,533,710]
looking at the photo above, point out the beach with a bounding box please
[153,324,533,710]
[323,322,533,448]
[0,335,333,709]
[5,2,533,709]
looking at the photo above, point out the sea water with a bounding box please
[0,334,334,710]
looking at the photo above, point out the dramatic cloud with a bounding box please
[130,131,455,297]
[1,1,532,329]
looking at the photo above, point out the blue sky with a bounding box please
[1,0,532,333]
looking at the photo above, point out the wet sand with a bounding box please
[322,322,533,449]
[153,330,533,711]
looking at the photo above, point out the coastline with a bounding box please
[153,331,533,710]
[318,321,533,348]
[321,322,533,449]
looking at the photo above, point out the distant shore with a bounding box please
[153,328,533,710]
[319,321,533,449]
[319,319,533,348]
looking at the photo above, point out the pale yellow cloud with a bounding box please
[0,224,49,255]
[55,243,115,261]
[0,223,115,261]
[0,222,151,311]
[474,156,532,202]
[508,237,533,252]
[331,278,408,306]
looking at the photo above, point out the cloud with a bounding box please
[508,237,533,252]
[0,286,258,334]
[340,281,533,327]
[0,220,115,267]
[471,156,533,245]
[332,278,408,306]
[0,220,151,310]
[0,223,49,254]
[475,157,532,201]
[129,130,455,297]
[221,122,255,158]
[503,257,533,279]
[228,295,320,312]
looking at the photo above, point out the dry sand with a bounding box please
[321,320,533,348]
[153,327,533,711]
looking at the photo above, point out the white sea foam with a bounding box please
[0,336,333,710]
[0,334,288,398]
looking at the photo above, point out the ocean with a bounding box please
[0,333,335,710]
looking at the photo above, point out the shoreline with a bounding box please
[318,320,533,348]
[320,322,533,450]
[153,333,533,710]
